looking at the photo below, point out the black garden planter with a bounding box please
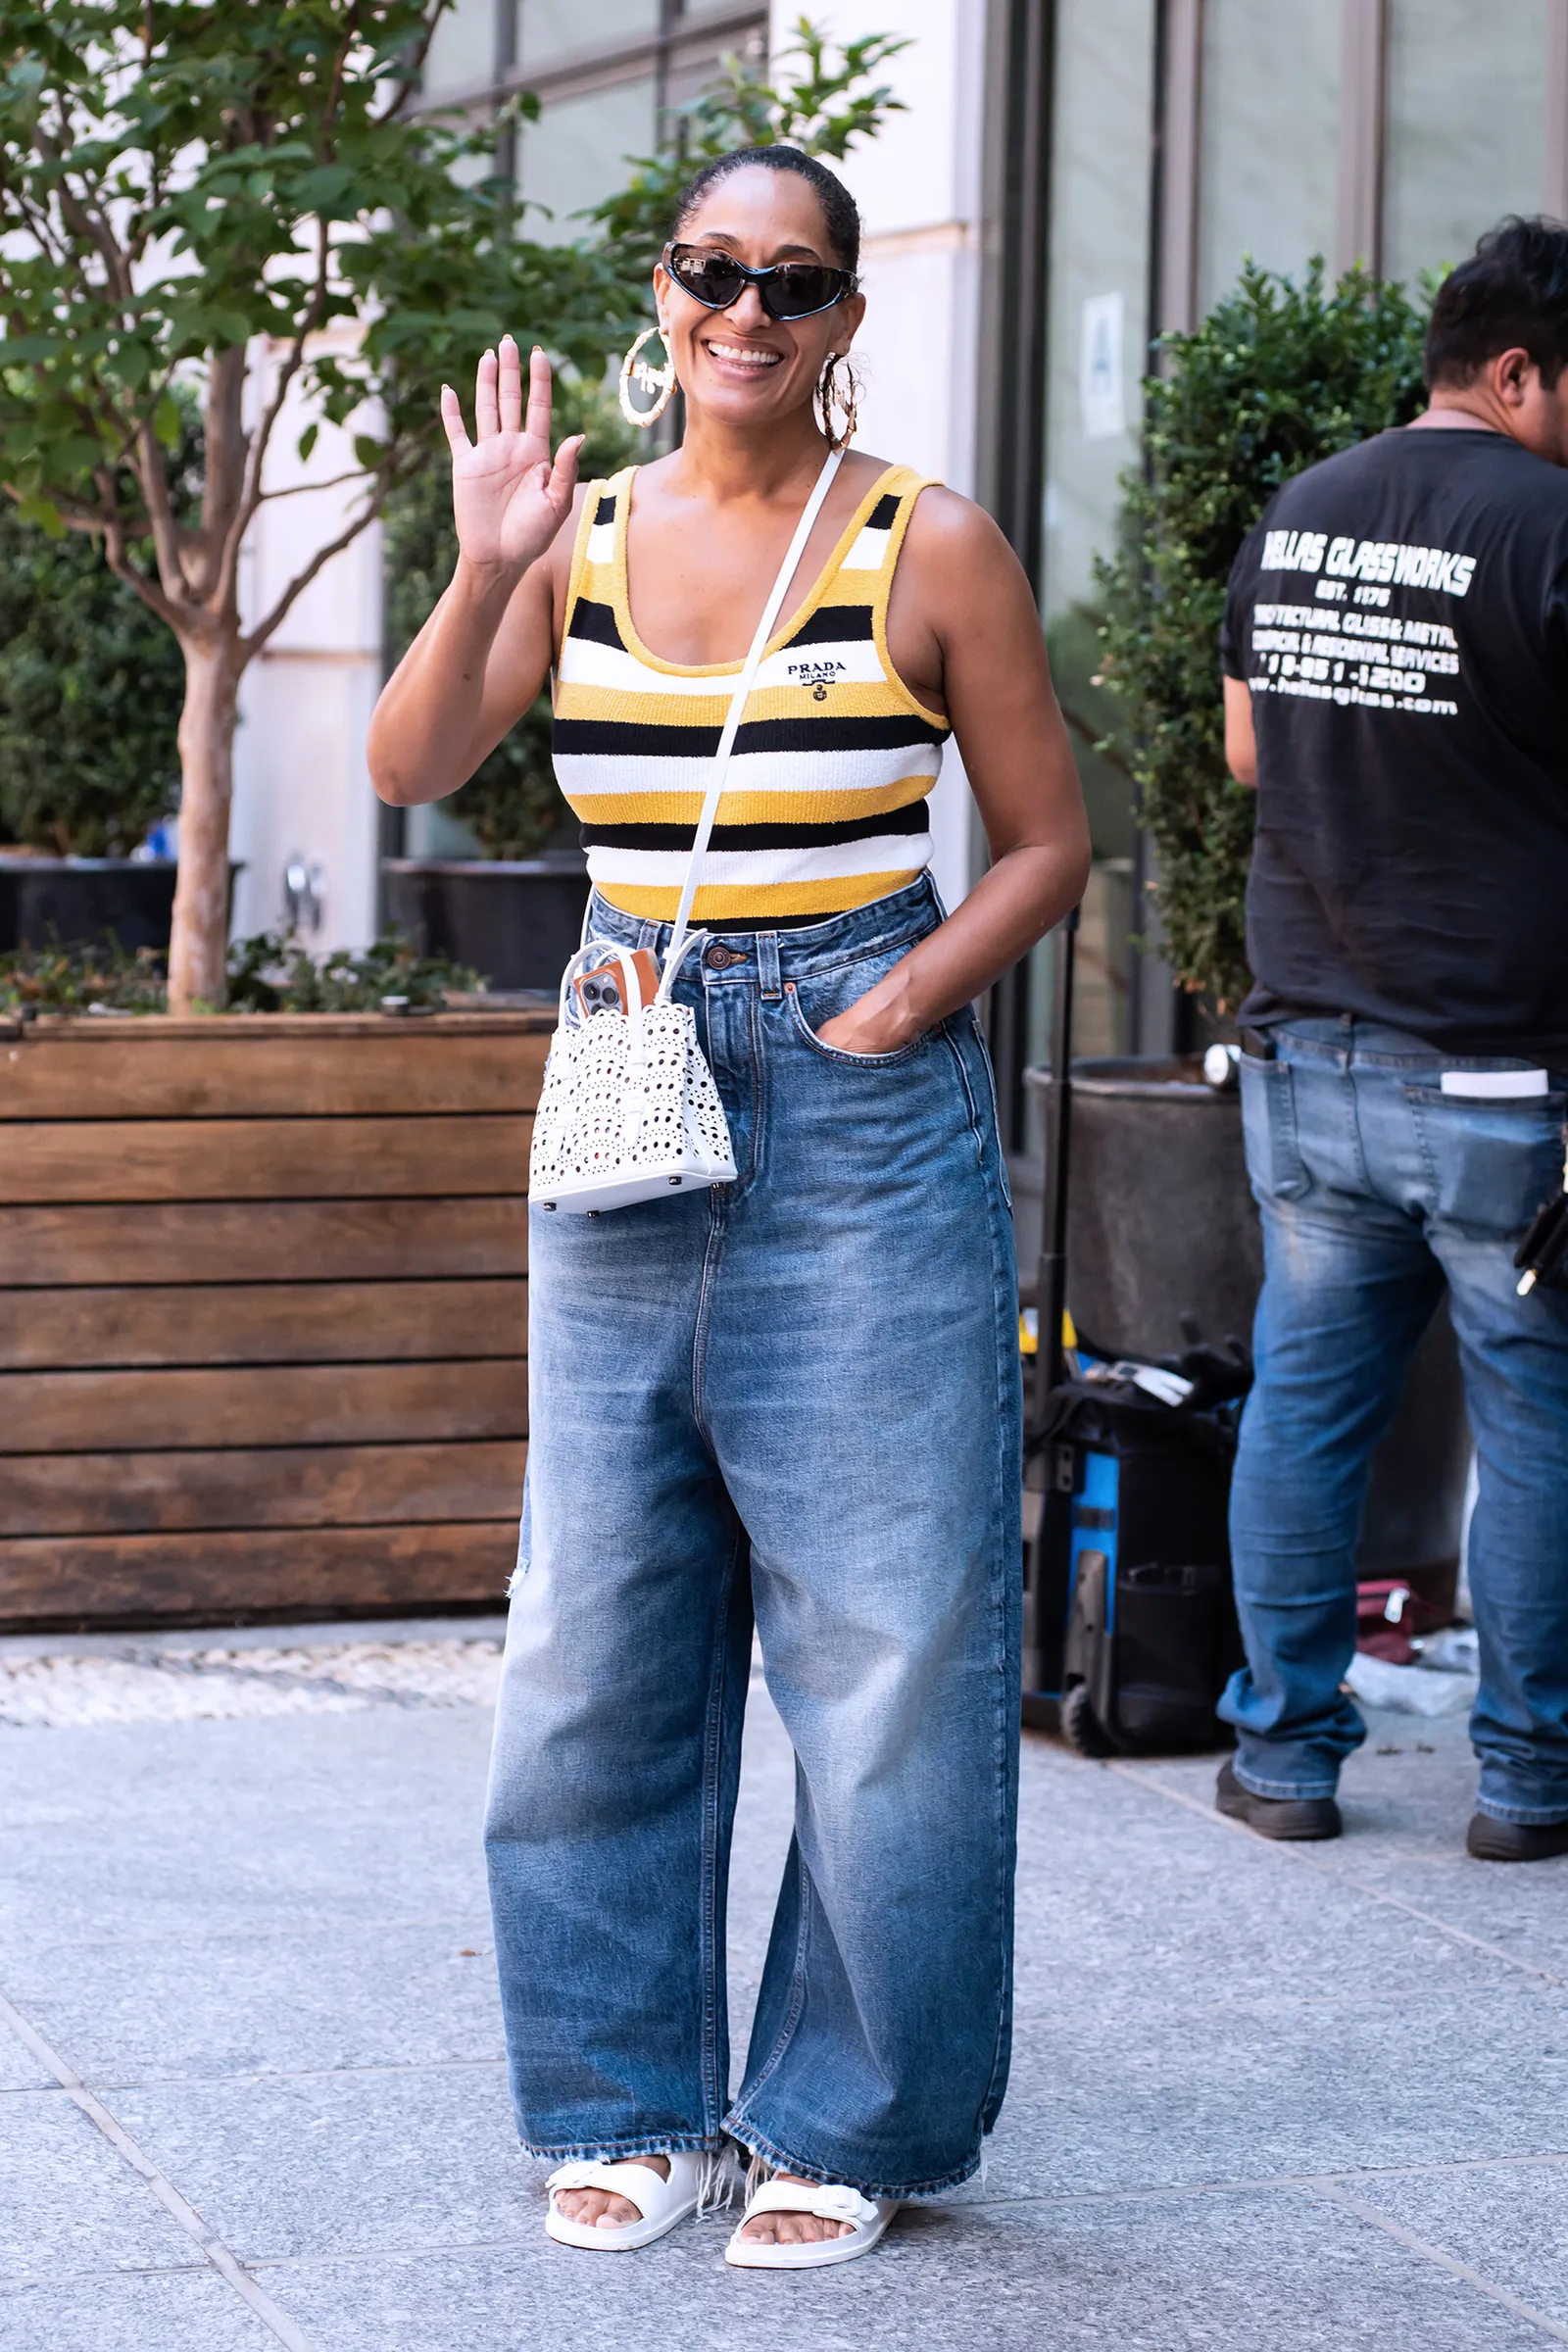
[0,857,178,956]
[381,855,591,994]
[1026,1054,1472,1597]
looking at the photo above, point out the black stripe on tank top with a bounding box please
[864,494,901,530]
[579,802,931,853]
[782,604,874,648]
[564,597,625,649]
[553,712,947,758]
[593,494,616,525]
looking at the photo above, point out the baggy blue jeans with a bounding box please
[1221,1018,1568,1825]
[483,876,1022,2198]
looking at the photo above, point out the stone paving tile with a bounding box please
[0,1707,496,1838]
[1350,2161,1568,2327]
[1116,1709,1568,1985]
[259,2184,1554,2352]
[0,1925,504,2087]
[0,2091,197,2285]
[0,2269,276,2352]
[99,2065,530,2265]
[980,1981,1568,2203]
[1010,1745,1518,2026]
[0,2016,53,2090]
[0,1793,491,1953]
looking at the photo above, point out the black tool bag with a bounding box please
[1024,1370,1247,1756]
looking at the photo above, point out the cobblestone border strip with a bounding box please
[0,1983,315,2351]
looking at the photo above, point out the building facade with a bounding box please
[231,0,1568,1152]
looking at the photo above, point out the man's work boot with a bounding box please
[1466,1812,1568,1863]
[1216,1758,1342,1841]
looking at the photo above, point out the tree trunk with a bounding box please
[169,637,241,1015]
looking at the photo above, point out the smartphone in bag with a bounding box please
[572,949,662,1018]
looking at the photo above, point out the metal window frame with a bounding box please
[1336,0,1388,275]
[1543,0,1568,218]
[424,4,766,118]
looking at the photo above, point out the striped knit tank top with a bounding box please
[551,464,950,929]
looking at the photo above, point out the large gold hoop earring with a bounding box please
[816,353,860,453]
[618,324,676,428]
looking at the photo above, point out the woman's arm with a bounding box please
[368,340,583,808]
[816,492,1092,1054]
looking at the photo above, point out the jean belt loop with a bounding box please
[757,932,782,1000]
[637,918,660,954]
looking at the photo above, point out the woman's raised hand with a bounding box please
[440,338,584,580]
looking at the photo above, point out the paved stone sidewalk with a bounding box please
[2,1617,1566,2350]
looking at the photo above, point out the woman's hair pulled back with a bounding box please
[669,145,860,274]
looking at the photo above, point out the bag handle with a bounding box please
[656,448,844,1000]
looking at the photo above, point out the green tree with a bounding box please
[0,0,633,1008]
[1095,261,1429,1007]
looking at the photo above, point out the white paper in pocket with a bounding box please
[1439,1068,1548,1099]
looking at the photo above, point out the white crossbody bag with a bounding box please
[530,449,844,1215]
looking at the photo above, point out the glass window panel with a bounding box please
[1199,0,1341,309]
[515,0,658,68]
[422,0,496,98]
[1040,0,1155,631]
[1383,0,1548,286]
[517,76,658,241]
[1031,0,1157,1082]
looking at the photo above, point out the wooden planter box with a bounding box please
[0,1008,550,1631]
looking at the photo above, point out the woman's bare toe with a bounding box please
[556,2155,669,2230]
[739,2173,855,2244]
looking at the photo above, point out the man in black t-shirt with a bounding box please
[1214,217,1568,1862]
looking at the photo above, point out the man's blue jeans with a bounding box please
[1222,1019,1568,1825]
[484,878,1022,2199]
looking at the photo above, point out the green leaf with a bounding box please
[151,393,181,449]
[296,419,319,465]
[352,433,385,472]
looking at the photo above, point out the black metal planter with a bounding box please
[1025,1054,1472,1597]
[381,856,591,993]
[0,857,178,956]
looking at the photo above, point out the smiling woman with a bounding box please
[368,143,1089,2279]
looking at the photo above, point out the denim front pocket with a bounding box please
[783,970,927,1067]
[1404,1085,1567,1237]
[1239,1053,1309,1201]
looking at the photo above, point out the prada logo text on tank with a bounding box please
[788,656,848,702]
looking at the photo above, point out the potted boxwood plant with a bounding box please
[1041,261,1469,1593]
[0,477,186,956]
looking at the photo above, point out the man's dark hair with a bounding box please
[671,146,861,275]
[1424,215,1568,389]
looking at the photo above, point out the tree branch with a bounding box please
[237,482,384,665]
[384,1,446,120]
[214,220,333,615]
[86,468,188,635]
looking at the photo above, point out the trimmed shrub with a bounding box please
[1095,261,1429,1007]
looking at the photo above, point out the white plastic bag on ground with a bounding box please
[1345,1649,1478,1717]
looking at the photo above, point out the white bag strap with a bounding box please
[656,448,844,1000]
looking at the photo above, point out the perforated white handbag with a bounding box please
[530,450,843,1215]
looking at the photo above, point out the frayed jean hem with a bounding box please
[517,2131,725,2164]
[722,2113,983,2203]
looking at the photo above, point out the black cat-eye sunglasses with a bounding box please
[662,242,858,322]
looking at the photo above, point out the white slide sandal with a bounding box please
[724,2178,900,2270]
[544,2151,707,2251]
